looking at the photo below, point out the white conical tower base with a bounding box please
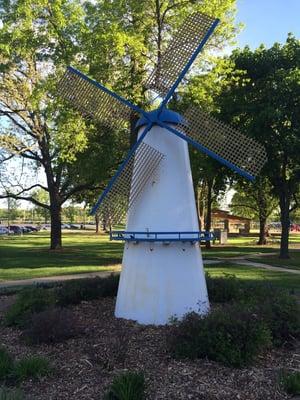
[115,124,209,325]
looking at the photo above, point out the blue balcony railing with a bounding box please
[110,230,214,242]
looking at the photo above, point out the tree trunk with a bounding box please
[279,191,290,259]
[50,203,62,250]
[205,180,213,249]
[95,214,100,234]
[257,216,267,245]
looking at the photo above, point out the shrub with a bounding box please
[21,308,81,345]
[206,274,241,303]
[168,306,271,367]
[258,292,300,346]
[0,349,14,380]
[14,356,51,381]
[280,370,300,395]
[104,371,145,400]
[4,288,56,327]
[56,274,119,306]
[0,387,24,400]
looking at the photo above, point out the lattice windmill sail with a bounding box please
[58,11,267,325]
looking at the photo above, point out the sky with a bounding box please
[235,0,300,49]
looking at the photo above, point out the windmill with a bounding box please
[58,11,267,325]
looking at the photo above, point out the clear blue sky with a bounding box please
[235,0,300,49]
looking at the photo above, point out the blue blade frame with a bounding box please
[159,122,255,181]
[90,123,153,215]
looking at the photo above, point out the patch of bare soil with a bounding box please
[0,297,298,400]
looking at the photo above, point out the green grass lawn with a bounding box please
[0,231,299,288]
[0,231,123,280]
[205,263,300,291]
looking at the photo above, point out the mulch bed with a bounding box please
[0,296,298,400]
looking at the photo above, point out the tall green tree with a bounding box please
[217,36,300,258]
[0,0,97,249]
[230,178,278,245]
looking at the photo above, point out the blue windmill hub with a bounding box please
[136,108,183,128]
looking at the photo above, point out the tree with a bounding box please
[32,189,50,224]
[230,177,278,245]
[0,0,101,249]
[217,36,300,258]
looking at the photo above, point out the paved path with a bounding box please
[205,253,300,275]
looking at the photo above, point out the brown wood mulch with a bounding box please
[0,297,299,400]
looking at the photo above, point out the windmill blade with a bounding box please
[58,67,142,129]
[166,107,267,180]
[145,12,219,101]
[91,142,164,227]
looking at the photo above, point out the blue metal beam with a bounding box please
[159,18,220,110]
[159,122,255,182]
[90,123,153,215]
[67,66,148,118]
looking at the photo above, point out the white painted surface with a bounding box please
[115,124,209,325]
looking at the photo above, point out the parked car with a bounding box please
[61,224,71,229]
[8,225,23,234]
[25,225,39,232]
[0,227,11,235]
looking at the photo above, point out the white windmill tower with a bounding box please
[58,12,267,325]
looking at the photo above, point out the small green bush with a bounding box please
[4,288,56,327]
[0,349,14,380]
[168,306,271,367]
[206,274,241,303]
[259,292,300,346]
[22,308,81,345]
[104,371,145,400]
[14,356,51,381]
[0,387,24,400]
[56,274,119,306]
[280,370,300,395]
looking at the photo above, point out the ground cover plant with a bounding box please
[168,278,300,367]
[13,356,51,382]
[0,349,14,381]
[0,347,51,385]
[0,387,24,400]
[4,288,56,328]
[21,308,81,345]
[56,274,120,306]
[280,370,300,395]
[104,371,145,400]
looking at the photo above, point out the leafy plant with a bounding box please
[206,274,241,303]
[0,387,24,400]
[4,288,56,327]
[280,370,300,395]
[14,356,51,381]
[0,349,14,380]
[56,274,119,306]
[104,371,145,400]
[168,306,271,367]
[259,292,300,346]
[22,308,81,345]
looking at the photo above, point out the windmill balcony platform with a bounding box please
[109,230,214,243]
